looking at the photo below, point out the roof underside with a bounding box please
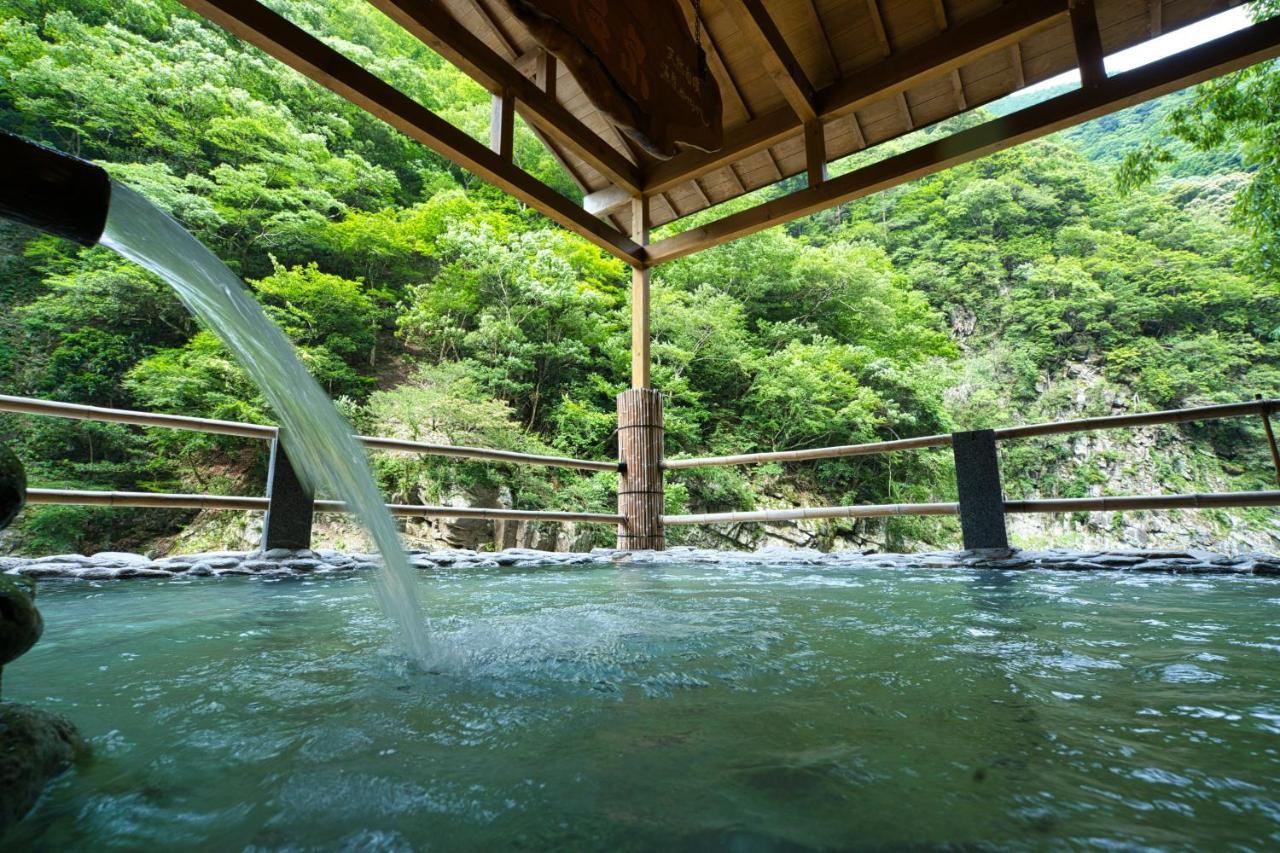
[182,0,1280,265]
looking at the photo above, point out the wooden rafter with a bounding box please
[1070,0,1107,89]
[950,68,967,111]
[1010,42,1026,88]
[365,0,642,193]
[644,14,1280,265]
[641,0,1066,196]
[865,0,891,56]
[930,0,948,30]
[490,87,514,160]
[722,0,819,121]
[800,0,840,84]
[177,0,643,264]
[1150,0,1162,37]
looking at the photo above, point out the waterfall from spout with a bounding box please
[101,183,431,664]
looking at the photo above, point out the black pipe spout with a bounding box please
[0,131,111,246]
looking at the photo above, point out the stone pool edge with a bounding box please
[2,546,1280,580]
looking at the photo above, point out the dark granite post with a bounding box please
[952,429,1009,550]
[262,435,314,552]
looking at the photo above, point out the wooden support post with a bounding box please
[952,429,1009,550]
[631,196,651,389]
[1258,396,1280,486]
[262,434,314,551]
[804,120,827,187]
[617,389,664,550]
[490,86,514,161]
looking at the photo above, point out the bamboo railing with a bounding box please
[665,398,1280,470]
[662,396,1280,533]
[7,392,1280,541]
[1,394,622,529]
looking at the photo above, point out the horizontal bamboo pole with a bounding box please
[25,489,622,524]
[26,489,271,510]
[1004,490,1280,514]
[662,502,960,525]
[0,394,616,471]
[315,500,623,524]
[356,435,618,472]
[993,399,1277,441]
[0,394,278,440]
[665,398,1280,470]
[664,433,953,470]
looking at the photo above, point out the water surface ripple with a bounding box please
[7,563,1280,850]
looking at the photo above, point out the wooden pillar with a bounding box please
[617,195,663,549]
[952,429,1009,550]
[630,196,651,388]
[262,433,314,551]
[490,86,514,161]
[617,389,664,550]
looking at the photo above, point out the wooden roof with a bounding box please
[183,0,1280,267]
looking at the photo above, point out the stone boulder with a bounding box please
[0,702,87,832]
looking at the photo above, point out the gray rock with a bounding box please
[0,702,88,833]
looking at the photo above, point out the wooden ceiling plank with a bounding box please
[722,0,819,121]
[645,14,1280,265]
[643,0,1067,195]
[177,0,642,264]
[1069,0,1107,88]
[365,0,642,193]
[458,0,518,57]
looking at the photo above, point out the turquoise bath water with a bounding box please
[5,562,1280,850]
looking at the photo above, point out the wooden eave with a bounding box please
[178,0,1278,267]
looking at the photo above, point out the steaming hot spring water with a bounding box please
[2,144,1280,849]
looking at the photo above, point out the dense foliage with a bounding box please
[1,0,1277,553]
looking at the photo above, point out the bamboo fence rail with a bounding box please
[26,489,623,525]
[0,394,617,471]
[663,398,1280,470]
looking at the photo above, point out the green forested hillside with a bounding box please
[1,0,1278,554]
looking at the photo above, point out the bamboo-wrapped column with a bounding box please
[617,388,664,549]
[617,195,664,550]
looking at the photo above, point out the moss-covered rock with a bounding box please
[0,575,42,673]
[0,702,87,832]
[0,444,24,532]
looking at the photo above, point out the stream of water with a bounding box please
[5,562,1280,849]
[100,183,431,662]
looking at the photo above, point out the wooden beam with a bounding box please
[804,120,827,187]
[534,49,556,101]
[490,87,514,160]
[643,0,1066,195]
[950,68,967,111]
[930,0,948,30]
[722,0,818,122]
[179,0,643,264]
[1070,0,1107,89]
[366,0,642,193]
[896,91,914,131]
[644,15,1280,264]
[631,197,651,388]
[864,0,891,56]
[800,0,840,85]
